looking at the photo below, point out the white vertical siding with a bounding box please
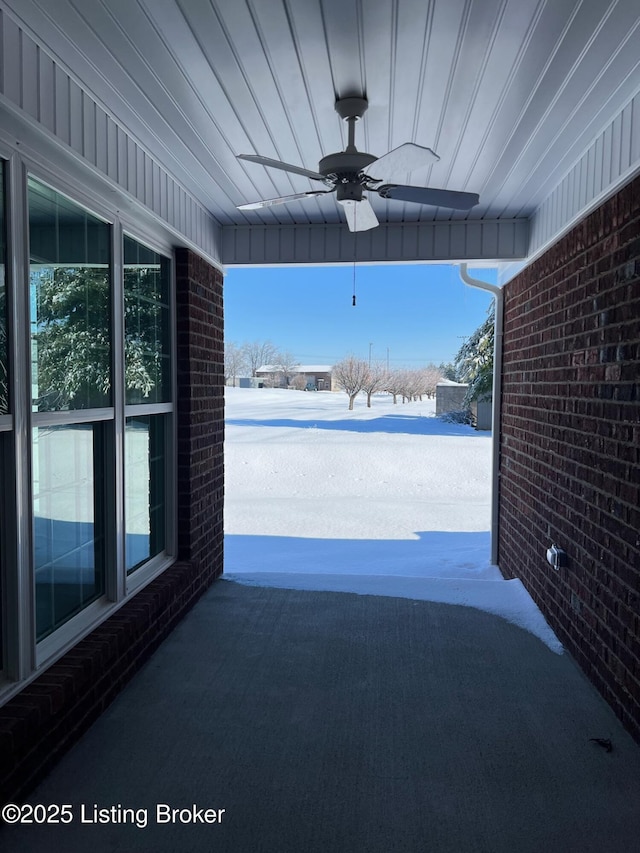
[221,219,529,266]
[82,93,96,164]
[632,97,640,163]
[54,65,70,145]
[69,79,83,153]
[38,50,55,134]
[117,127,128,188]
[529,92,640,259]
[1,12,21,105]
[21,32,39,118]
[0,6,221,262]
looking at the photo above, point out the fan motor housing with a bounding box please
[318,151,377,179]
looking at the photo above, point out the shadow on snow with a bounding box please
[224,530,492,577]
[226,414,490,438]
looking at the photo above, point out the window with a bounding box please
[33,423,105,640]
[125,415,166,573]
[29,180,111,412]
[0,163,175,696]
[124,236,171,405]
[0,160,6,670]
[0,160,7,416]
[123,236,172,574]
[28,178,111,638]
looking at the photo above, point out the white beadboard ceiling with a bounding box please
[3,0,640,259]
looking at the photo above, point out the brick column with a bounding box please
[175,248,225,584]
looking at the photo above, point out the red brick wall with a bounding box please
[0,562,216,803]
[0,248,225,803]
[175,248,225,577]
[499,175,640,741]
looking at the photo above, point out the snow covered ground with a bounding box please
[224,387,562,653]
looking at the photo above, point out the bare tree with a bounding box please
[382,365,442,404]
[289,373,308,391]
[242,340,279,377]
[422,364,443,398]
[384,369,406,404]
[261,369,282,388]
[399,369,417,403]
[333,356,369,410]
[389,369,422,403]
[361,362,388,407]
[407,369,429,401]
[224,340,247,387]
[273,350,300,387]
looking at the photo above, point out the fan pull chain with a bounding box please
[352,203,357,306]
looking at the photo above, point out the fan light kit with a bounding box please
[237,96,479,232]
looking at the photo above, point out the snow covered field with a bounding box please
[224,387,562,652]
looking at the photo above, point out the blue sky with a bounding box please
[224,264,497,368]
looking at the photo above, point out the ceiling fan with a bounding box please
[236,96,479,232]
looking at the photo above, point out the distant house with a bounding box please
[256,364,335,391]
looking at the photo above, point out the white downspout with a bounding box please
[458,264,503,567]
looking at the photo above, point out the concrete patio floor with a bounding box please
[3,579,640,853]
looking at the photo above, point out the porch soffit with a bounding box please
[0,0,638,265]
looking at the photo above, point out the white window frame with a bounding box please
[122,229,177,595]
[0,145,177,699]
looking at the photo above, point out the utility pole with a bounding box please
[369,342,373,367]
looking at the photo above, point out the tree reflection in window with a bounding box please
[29,178,111,412]
[31,267,111,410]
[29,185,172,411]
[31,255,171,410]
[124,236,171,405]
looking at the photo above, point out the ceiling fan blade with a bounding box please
[237,153,326,182]
[365,143,439,180]
[238,190,331,210]
[338,197,379,232]
[377,184,479,210]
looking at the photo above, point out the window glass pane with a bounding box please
[33,424,105,640]
[124,236,171,404]
[29,178,111,411]
[0,161,7,415]
[0,162,6,670]
[0,439,4,669]
[125,415,166,573]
